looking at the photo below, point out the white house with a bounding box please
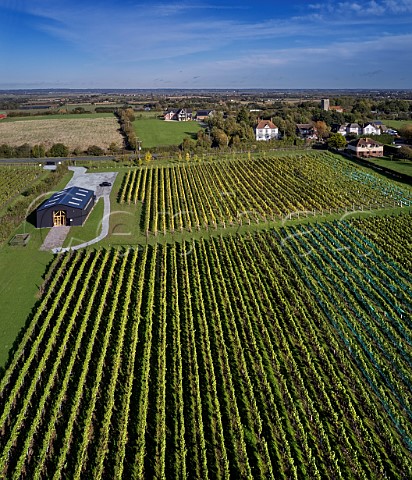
[163,108,193,121]
[346,123,362,135]
[362,123,381,136]
[255,119,279,141]
[332,124,348,136]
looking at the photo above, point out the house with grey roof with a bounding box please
[36,186,95,228]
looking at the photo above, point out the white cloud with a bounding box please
[312,0,412,15]
[384,0,412,12]
[1,0,412,88]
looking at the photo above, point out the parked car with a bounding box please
[99,181,112,187]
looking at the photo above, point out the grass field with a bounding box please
[0,115,123,151]
[382,119,412,130]
[367,157,412,176]
[0,228,53,369]
[133,118,202,148]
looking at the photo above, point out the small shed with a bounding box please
[36,186,95,228]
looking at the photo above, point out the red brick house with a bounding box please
[347,137,384,158]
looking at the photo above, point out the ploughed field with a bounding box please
[118,152,412,235]
[0,215,411,479]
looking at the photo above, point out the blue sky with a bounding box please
[0,0,412,89]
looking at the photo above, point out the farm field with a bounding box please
[0,115,123,151]
[0,217,411,478]
[132,117,201,148]
[118,151,412,235]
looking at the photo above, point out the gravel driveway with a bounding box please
[66,167,118,198]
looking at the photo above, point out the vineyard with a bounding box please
[118,152,412,235]
[0,165,43,210]
[0,215,411,479]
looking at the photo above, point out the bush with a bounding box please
[0,144,15,158]
[86,145,105,156]
[48,143,69,157]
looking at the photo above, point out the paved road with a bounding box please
[0,155,118,165]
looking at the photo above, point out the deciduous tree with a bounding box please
[327,133,347,150]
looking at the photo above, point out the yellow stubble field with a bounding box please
[0,117,123,151]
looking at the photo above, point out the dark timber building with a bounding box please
[36,186,95,228]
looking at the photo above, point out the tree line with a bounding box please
[0,142,123,159]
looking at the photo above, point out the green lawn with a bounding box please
[133,118,202,148]
[134,110,163,119]
[0,225,53,368]
[367,157,412,177]
[3,113,114,122]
